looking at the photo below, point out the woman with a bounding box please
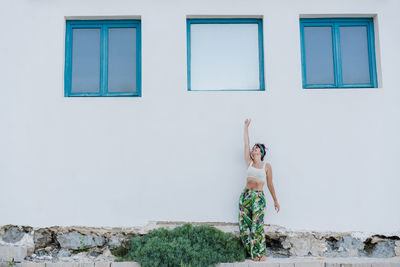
[238,118,280,262]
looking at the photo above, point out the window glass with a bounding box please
[71,28,101,93]
[339,26,371,84]
[303,26,335,85]
[108,28,137,92]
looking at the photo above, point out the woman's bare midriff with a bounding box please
[245,177,264,191]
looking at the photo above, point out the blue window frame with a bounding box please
[65,20,141,97]
[299,18,377,89]
[186,18,265,91]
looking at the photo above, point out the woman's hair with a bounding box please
[251,143,268,161]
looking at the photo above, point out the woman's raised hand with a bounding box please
[244,118,251,127]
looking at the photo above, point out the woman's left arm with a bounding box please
[266,163,280,213]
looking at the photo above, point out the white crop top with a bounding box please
[246,161,267,182]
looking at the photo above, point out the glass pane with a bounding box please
[303,26,335,85]
[108,28,137,92]
[190,23,260,90]
[71,28,101,93]
[339,26,370,84]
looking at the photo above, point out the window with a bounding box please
[299,18,377,88]
[186,18,265,91]
[64,20,141,97]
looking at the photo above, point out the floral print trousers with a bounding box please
[238,188,267,259]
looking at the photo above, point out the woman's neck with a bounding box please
[253,158,262,164]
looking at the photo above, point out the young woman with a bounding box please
[238,118,280,262]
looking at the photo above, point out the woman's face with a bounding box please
[251,145,261,157]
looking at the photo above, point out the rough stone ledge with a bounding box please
[0,221,399,263]
[1,257,400,267]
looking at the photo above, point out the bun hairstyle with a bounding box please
[250,143,267,161]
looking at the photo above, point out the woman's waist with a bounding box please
[246,176,266,182]
[243,186,264,193]
[244,179,264,191]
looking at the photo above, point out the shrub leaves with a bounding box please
[118,223,246,267]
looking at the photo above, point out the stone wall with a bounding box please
[0,222,399,263]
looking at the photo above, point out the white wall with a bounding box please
[1,0,399,233]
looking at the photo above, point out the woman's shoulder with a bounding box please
[263,161,271,169]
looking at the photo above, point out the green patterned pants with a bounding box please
[238,188,267,259]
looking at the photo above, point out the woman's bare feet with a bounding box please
[251,257,260,261]
[259,255,267,261]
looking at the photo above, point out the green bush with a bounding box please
[118,223,246,267]
[111,245,130,257]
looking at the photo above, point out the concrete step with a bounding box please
[220,257,400,266]
[1,257,400,267]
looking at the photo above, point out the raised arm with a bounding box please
[244,118,252,166]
